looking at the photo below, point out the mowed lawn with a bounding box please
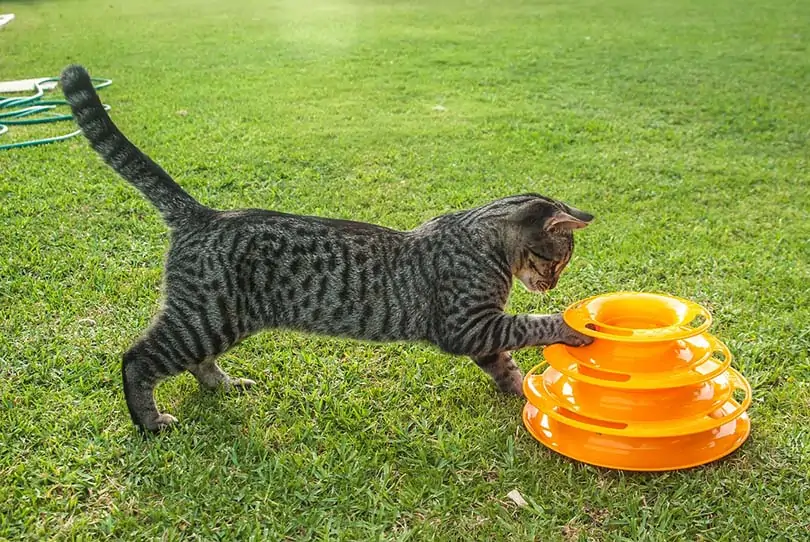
[1,0,808,539]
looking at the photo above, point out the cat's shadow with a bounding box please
[165,370,527,450]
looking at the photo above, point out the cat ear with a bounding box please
[564,205,594,223]
[544,209,593,231]
[509,198,594,230]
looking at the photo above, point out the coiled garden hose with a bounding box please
[0,76,112,151]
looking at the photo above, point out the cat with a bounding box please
[61,65,594,432]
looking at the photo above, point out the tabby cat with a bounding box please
[61,65,594,432]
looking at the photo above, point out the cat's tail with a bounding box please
[61,64,208,227]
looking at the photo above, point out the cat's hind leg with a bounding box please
[472,352,524,396]
[188,359,255,392]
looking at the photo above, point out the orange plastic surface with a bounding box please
[523,402,751,471]
[564,292,712,342]
[554,333,725,374]
[522,292,752,471]
[543,335,732,389]
[524,364,750,437]
[528,367,732,423]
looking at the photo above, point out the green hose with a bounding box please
[0,76,112,151]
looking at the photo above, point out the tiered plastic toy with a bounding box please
[522,292,751,471]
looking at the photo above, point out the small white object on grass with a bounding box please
[0,13,15,28]
[506,489,528,508]
[0,78,58,94]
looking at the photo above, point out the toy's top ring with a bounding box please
[564,291,712,342]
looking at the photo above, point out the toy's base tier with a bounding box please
[523,403,751,471]
[523,363,752,435]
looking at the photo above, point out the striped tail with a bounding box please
[60,65,207,227]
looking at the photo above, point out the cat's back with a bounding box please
[164,208,433,341]
[215,208,402,240]
[169,208,404,255]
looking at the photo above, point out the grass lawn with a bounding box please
[1,0,809,539]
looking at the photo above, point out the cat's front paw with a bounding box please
[551,314,594,347]
[496,368,525,397]
[140,412,179,433]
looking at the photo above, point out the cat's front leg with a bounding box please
[440,311,591,394]
[505,312,593,349]
[442,311,592,357]
[472,352,523,396]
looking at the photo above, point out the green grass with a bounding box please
[1,0,809,539]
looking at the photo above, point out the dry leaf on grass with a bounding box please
[506,489,528,507]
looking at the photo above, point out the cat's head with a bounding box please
[505,195,593,292]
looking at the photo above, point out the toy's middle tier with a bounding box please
[543,333,732,389]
